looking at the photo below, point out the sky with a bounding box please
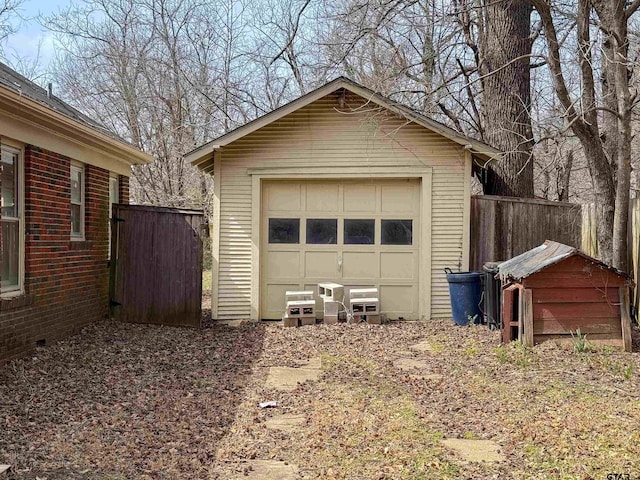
[2,0,75,72]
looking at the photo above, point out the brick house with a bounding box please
[0,63,152,364]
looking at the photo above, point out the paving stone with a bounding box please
[441,439,503,463]
[406,373,444,381]
[219,319,250,327]
[393,357,431,371]
[302,357,321,369]
[409,341,436,353]
[265,357,321,391]
[265,413,306,432]
[229,460,299,479]
[394,350,413,357]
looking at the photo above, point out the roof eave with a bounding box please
[0,85,153,166]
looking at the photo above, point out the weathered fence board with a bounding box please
[470,195,583,271]
[582,198,640,317]
[110,204,205,327]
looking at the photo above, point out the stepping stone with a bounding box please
[265,413,306,432]
[406,373,444,381]
[393,357,431,371]
[395,350,413,357]
[441,439,503,463]
[224,320,249,327]
[229,460,299,479]
[409,341,436,353]
[265,357,322,391]
[0,466,10,475]
[301,357,321,369]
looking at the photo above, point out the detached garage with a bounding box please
[187,78,499,321]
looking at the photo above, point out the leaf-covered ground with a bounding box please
[1,319,639,479]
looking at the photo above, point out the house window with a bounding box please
[108,174,119,257]
[1,145,22,293]
[70,163,85,239]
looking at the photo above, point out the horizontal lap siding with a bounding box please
[217,92,465,320]
[431,168,465,317]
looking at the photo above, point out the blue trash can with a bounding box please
[445,268,483,326]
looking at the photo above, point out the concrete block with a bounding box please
[366,314,382,324]
[318,282,344,302]
[282,316,299,328]
[300,317,316,326]
[349,287,378,300]
[350,297,379,315]
[324,314,339,325]
[323,299,340,316]
[285,290,314,302]
[286,300,315,318]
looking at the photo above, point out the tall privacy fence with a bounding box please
[471,195,640,320]
[581,198,640,317]
[470,195,583,271]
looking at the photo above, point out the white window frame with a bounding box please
[70,162,85,240]
[1,142,25,297]
[108,173,119,258]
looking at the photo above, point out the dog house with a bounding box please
[499,241,633,351]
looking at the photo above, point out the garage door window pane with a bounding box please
[269,218,300,243]
[382,219,413,245]
[344,219,375,244]
[307,219,337,244]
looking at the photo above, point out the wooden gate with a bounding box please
[110,204,205,327]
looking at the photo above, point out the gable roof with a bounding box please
[0,62,152,167]
[186,77,501,169]
[498,240,629,282]
[0,62,105,131]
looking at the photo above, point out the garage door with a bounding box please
[261,179,421,319]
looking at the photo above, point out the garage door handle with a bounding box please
[338,257,342,272]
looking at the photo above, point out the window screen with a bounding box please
[381,219,413,245]
[344,219,375,244]
[306,219,337,244]
[70,164,84,238]
[269,218,300,243]
[1,147,21,292]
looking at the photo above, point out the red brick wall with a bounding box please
[119,175,130,204]
[0,145,129,364]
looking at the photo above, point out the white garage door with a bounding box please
[261,179,421,319]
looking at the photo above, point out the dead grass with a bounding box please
[202,270,212,293]
[1,319,640,479]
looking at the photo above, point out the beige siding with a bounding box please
[215,90,467,320]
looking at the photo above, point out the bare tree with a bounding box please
[44,0,254,209]
[531,0,640,268]
[0,0,22,46]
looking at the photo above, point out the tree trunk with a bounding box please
[592,0,632,271]
[480,0,534,197]
[557,150,572,202]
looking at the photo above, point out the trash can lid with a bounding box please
[482,261,503,272]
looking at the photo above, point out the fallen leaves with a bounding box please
[1,319,639,479]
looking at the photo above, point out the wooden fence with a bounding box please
[110,204,205,327]
[470,195,583,271]
[582,198,640,316]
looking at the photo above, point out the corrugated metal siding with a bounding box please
[216,91,466,320]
